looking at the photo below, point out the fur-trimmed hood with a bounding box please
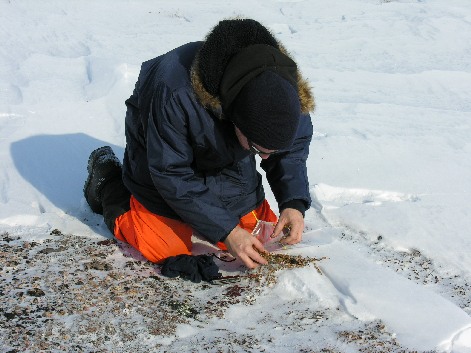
[190,19,315,118]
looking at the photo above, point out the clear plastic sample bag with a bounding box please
[251,220,290,252]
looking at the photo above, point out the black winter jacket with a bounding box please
[122,42,313,243]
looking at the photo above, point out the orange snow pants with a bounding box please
[113,195,277,263]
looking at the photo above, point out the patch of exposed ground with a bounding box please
[1,230,431,353]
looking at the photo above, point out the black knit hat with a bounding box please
[230,70,301,150]
[194,19,304,150]
[198,19,279,97]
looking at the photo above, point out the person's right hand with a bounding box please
[223,226,268,269]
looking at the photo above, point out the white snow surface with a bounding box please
[1,0,471,352]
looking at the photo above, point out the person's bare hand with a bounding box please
[223,226,268,269]
[271,208,304,245]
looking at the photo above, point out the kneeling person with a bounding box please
[83,19,314,269]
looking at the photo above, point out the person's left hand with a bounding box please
[271,208,304,245]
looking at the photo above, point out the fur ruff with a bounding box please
[190,22,315,118]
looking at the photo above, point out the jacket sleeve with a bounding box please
[145,85,239,244]
[260,113,313,212]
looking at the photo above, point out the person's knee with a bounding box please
[137,233,192,264]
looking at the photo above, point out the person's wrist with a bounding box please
[280,199,307,217]
[222,225,239,244]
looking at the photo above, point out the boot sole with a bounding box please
[83,146,119,214]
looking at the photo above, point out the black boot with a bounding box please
[83,146,130,233]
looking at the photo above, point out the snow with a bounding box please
[1,0,471,352]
